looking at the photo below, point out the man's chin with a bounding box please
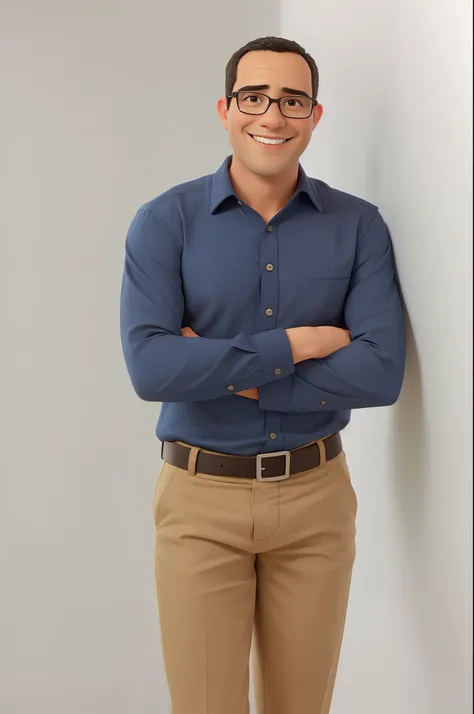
[248,157,295,177]
[231,146,299,178]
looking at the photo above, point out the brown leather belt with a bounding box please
[161,432,342,481]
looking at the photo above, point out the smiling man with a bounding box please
[120,36,406,714]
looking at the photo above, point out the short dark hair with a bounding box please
[225,36,319,109]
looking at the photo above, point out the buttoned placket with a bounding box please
[234,201,289,451]
[259,220,285,451]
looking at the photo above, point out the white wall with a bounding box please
[1,1,472,713]
[281,1,473,712]
[0,3,277,713]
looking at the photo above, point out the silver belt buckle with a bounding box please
[256,451,291,481]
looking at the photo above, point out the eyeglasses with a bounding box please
[227,91,318,119]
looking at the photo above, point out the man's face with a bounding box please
[217,50,323,178]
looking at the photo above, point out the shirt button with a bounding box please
[265,308,274,317]
[274,368,282,375]
[321,400,327,405]
[227,385,235,391]
[266,263,274,272]
[267,225,274,232]
[270,432,277,440]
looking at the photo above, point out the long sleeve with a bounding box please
[119,208,295,402]
[258,210,406,412]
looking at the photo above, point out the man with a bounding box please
[120,36,405,714]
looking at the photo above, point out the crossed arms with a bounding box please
[120,208,406,411]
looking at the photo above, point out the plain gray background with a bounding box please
[1,1,472,712]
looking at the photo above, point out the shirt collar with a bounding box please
[210,154,324,214]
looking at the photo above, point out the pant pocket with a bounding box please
[336,450,358,513]
[153,462,178,529]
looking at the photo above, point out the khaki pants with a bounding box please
[153,437,357,714]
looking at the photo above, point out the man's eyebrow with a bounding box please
[235,84,311,98]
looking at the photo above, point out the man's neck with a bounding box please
[228,154,299,222]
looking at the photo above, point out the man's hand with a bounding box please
[181,326,199,338]
[285,326,351,363]
[234,387,258,400]
[181,327,258,399]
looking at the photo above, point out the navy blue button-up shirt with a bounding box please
[120,155,405,455]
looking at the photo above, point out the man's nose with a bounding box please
[260,101,287,127]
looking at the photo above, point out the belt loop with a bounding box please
[317,437,327,468]
[188,446,201,476]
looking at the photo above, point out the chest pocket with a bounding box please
[291,241,352,280]
[278,241,352,325]
[280,273,350,326]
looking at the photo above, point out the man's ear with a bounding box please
[216,97,229,130]
[312,103,323,131]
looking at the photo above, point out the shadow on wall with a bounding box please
[389,301,432,688]
[390,305,427,557]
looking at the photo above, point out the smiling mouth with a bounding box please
[249,134,293,146]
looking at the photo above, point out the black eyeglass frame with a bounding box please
[227,91,318,118]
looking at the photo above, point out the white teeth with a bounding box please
[252,135,288,145]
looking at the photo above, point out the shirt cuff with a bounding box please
[253,327,295,383]
[258,375,293,412]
